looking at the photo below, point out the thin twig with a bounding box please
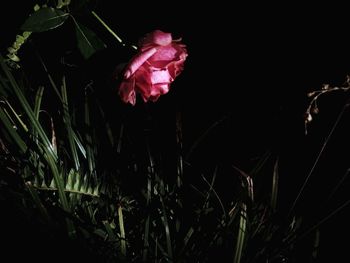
[200,173,226,218]
[288,97,350,217]
[289,198,350,246]
[326,168,350,203]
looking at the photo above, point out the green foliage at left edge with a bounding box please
[0,54,70,213]
[21,7,69,32]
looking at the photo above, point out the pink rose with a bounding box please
[118,30,188,105]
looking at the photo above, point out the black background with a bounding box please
[1,1,349,262]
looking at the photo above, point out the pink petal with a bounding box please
[147,45,178,68]
[124,47,157,79]
[148,43,187,69]
[133,66,152,101]
[140,30,172,47]
[167,59,185,79]
[150,69,173,85]
[119,77,136,105]
[148,84,170,102]
[153,84,170,95]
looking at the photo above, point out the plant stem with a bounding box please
[91,11,123,44]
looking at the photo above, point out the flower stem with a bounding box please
[118,205,127,256]
[91,11,123,44]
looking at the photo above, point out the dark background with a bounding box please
[1,1,349,262]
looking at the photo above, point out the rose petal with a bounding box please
[167,59,185,79]
[147,84,170,102]
[124,47,157,79]
[133,66,152,101]
[150,69,173,85]
[153,84,170,95]
[147,45,178,68]
[141,30,172,47]
[119,77,136,105]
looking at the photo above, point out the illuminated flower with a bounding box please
[118,30,187,105]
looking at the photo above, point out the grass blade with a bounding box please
[312,229,320,260]
[176,111,183,187]
[200,167,226,218]
[142,175,152,262]
[0,106,27,153]
[0,54,57,160]
[232,165,254,202]
[84,89,96,176]
[33,86,44,120]
[271,157,279,211]
[118,205,127,257]
[61,76,80,171]
[185,115,228,160]
[233,202,247,263]
[3,100,28,132]
[159,179,173,261]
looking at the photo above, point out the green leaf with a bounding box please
[92,184,99,196]
[16,35,25,45]
[21,7,69,32]
[103,221,117,242]
[49,178,56,188]
[75,22,106,59]
[73,172,81,191]
[66,169,75,191]
[80,174,88,192]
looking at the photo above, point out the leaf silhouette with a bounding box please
[21,7,69,32]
